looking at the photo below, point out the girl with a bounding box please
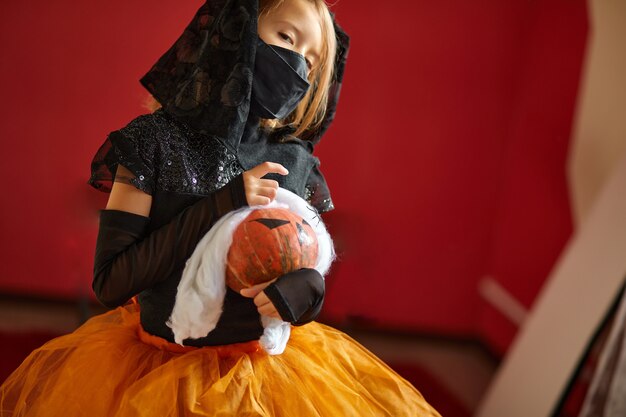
[0,0,441,415]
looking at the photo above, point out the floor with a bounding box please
[343,327,498,412]
[0,295,499,415]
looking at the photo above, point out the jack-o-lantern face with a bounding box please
[225,208,319,292]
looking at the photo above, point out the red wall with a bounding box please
[0,0,587,354]
[478,0,588,353]
[0,1,204,297]
[321,0,586,354]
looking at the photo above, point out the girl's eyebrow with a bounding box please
[277,20,321,63]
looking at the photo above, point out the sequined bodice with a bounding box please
[112,109,244,196]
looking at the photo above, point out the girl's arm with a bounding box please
[93,162,288,308]
[104,165,153,216]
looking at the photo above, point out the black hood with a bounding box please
[139,0,350,153]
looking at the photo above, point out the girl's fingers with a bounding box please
[253,291,271,307]
[257,302,278,317]
[266,311,281,319]
[256,186,277,199]
[240,281,273,298]
[246,187,277,206]
[242,166,283,206]
[258,179,279,188]
[247,195,271,206]
[246,184,278,206]
[251,162,289,177]
[240,287,262,298]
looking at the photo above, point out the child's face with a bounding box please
[258,0,323,75]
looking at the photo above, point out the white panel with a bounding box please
[568,0,626,225]
[477,155,626,417]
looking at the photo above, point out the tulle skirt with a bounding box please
[0,302,440,417]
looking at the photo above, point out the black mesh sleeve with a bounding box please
[93,173,248,308]
[263,268,325,326]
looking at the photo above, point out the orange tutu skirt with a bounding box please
[0,303,440,416]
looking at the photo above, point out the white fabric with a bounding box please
[167,187,335,354]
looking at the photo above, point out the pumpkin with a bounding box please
[225,208,318,292]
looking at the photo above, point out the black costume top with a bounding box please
[87,0,349,346]
[89,108,335,345]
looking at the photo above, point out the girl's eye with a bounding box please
[278,31,312,70]
[278,32,293,44]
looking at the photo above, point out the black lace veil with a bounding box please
[139,0,350,152]
[89,0,350,214]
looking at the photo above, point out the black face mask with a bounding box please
[250,36,311,120]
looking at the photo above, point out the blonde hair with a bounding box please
[145,0,337,141]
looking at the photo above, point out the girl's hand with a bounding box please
[240,279,281,320]
[242,162,289,205]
